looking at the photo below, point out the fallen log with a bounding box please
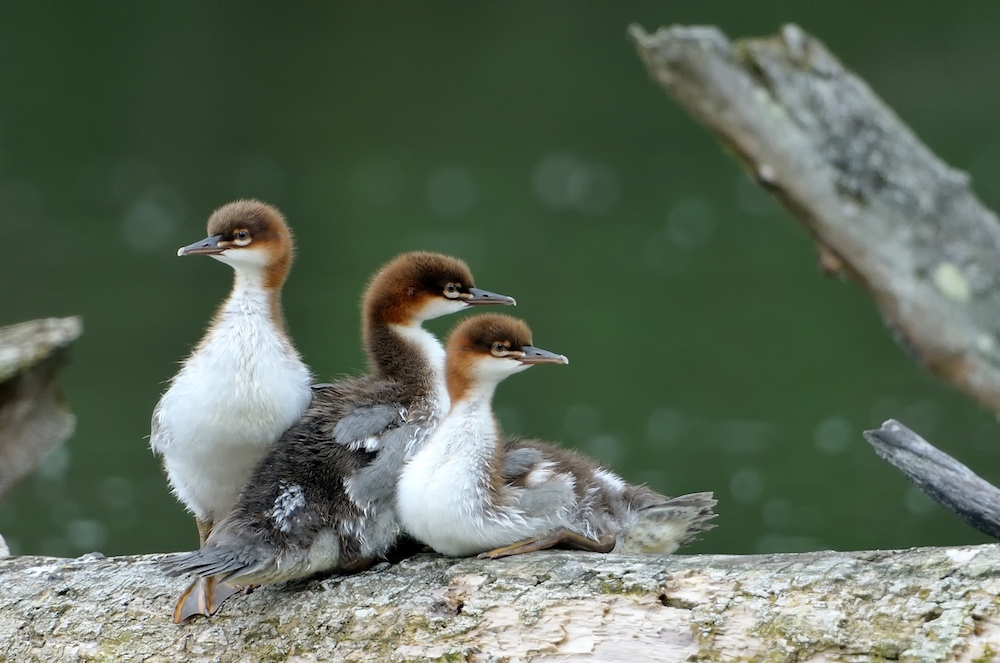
[1,545,997,661]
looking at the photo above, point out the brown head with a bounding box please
[360,251,516,382]
[177,200,294,291]
[362,251,515,330]
[445,313,568,403]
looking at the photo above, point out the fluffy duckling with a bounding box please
[397,314,717,558]
[151,200,312,621]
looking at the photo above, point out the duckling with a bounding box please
[164,252,515,609]
[151,200,312,621]
[397,314,717,558]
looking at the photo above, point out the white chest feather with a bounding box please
[397,401,566,556]
[152,286,312,521]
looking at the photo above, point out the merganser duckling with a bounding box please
[397,314,717,558]
[164,252,515,607]
[151,200,312,622]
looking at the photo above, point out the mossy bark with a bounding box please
[1,545,997,662]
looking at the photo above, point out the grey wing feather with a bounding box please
[332,404,405,451]
[509,478,576,519]
[501,447,545,481]
[345,425,414,506]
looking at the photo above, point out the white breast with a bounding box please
[397,402,565,557]
[152,287,312,523]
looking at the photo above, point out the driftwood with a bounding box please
[0,317,82,503]
[2,545,999,662]
[630,23,1000,415]
[865,420,1000,541]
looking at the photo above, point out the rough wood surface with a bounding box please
[1,545,998,662]
[630,23,1000,415]
[0,317,82,502]
[865,420,1000,541]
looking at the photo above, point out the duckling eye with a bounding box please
[444,283,461,299]
[491,342,507,356]
[233,229,252,246]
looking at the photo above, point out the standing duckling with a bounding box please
[151,200,312,622]
[164,252,515,610]
[397,314,716,558]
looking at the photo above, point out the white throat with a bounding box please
[212,246,272,292]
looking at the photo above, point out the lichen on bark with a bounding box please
[1,545,998,661]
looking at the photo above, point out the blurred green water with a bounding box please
[1,3,999,559]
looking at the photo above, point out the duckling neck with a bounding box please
[224,268,286,335]
[366,321,448,414]
[428,389,503,490]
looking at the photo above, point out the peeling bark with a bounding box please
[1,545,997,662]
[0,317,82,503]
[630,23,1000,414]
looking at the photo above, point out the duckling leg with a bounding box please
[171,518,244,623]
[172,576,243,623]
[478,528,616,559]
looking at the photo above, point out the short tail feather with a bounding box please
[162,547,261,584]
[622,491,717,554]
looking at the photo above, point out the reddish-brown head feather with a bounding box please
[362,251,475,329]
[445,314,534,402]
[205,199,294,292]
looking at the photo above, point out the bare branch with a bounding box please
[864,419,1000,540]
[630,23,1000,413]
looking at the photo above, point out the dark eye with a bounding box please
[444,283,461,299]
[236,230,250,240]
[491,342,506,355]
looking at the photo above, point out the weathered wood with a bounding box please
[1,545,998,662]
[865,419,1000,541]
[630,23,1000,415]
[0,317,82,502]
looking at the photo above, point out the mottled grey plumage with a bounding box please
[332,404,405,451]
[503,438,717,554]
[501,447,545,481]
[163,373,434,585]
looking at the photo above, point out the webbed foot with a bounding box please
[172,576,243,623]
[478,527,615,559]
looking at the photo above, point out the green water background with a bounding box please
[2,3,999,557]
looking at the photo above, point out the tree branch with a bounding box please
[865,420,1000,540]
[0,317,82,503]
[630,23,1000,414]
[2,546,999,661]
